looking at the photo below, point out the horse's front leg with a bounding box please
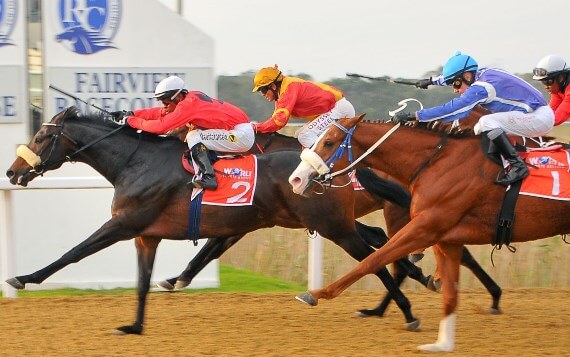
[116,236,160,335]
[418,243,462,353]
[5,217,137,289]
[296,214,440,305]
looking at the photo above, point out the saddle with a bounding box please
[480,136,570,250]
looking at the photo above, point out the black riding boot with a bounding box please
[189,143,218,190]
[486,129,529,186]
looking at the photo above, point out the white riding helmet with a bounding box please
[533,55,568,80]
[154,76,188,100]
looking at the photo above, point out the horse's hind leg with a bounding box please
[116,236,160,335]
[167,235,246,290]
[460,247,502,314]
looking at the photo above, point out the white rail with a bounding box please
[0,177,112,298]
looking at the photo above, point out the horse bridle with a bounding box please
[18,117,126,175]
[300,121,401,189]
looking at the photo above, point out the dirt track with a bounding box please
[0,288,568,356]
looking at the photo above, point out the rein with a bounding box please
[407,132,448,186]
[22,118,128,174]
[316,121,401,183]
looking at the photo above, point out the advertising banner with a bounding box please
[0,0,27,123]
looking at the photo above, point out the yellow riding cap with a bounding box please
[252,66,283,92]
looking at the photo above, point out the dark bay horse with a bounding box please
[5,107,424,334]
[162,131,502,316]
[288,115,570,352]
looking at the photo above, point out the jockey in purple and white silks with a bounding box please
[394,51,554,186]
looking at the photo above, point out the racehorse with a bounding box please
[5,107,424,334]
[161,131,503,316]
[288,115,570,352]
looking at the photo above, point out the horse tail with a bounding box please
[355,221,389,249]
[355,168,411,209]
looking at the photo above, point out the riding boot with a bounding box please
[189,143,218,190]
[486,129,529,186]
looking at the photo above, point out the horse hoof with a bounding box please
[6,277,24,290]
[295,292,317,306]
[155,280,175,291]
[426,276,441,292]
[405,318,421,332]
[409,253,424,263]
[114,324,142,335]
[354,309,382,318]
[488,307,502,315]
[174,280,190,290]
[417,341,453,352]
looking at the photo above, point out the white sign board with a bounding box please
[0,0,27,123]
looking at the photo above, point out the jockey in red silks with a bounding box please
[532,54,570,126]
[251,65,355,148]
[124,76,254,190]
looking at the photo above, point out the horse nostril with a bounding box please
[6,170,14,179]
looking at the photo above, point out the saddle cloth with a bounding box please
[182,153,258,206]
[520,148,570,201]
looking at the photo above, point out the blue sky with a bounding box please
[159,0,570,82]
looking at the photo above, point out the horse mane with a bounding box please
[360,118,477,138]
[60,106,182,143]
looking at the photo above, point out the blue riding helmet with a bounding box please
[442,51,479,84]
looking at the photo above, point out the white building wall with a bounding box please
[0,0,219,291]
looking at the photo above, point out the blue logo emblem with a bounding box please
[54,0,121,55]
[231,168,242,176]
[539,157,550,165]
[0,0,18,47]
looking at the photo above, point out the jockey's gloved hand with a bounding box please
[109,110,133,123]
[391,112,416,124]
[415,78,433,89]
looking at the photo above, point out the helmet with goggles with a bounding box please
[154,76,188,100]
[442,51,479,84]
[252,66,283,93]
[532,55,568,80]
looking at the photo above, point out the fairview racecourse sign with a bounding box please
[49,69,189,113]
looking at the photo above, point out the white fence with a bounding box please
[0,177,219,298]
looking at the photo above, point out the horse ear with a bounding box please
[356,113,366,121]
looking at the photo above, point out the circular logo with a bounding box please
[228,134,237,142]
[52,0,122,55]
[0,0,18,47]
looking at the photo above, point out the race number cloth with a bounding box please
[520,148,570,201]
[349,171,365,191]
[202,155,258,206]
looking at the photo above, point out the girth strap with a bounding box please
[494,180,522,251]
[188,191,204,246]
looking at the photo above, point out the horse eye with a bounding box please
[324,141,335,148]
[34,137,42,144]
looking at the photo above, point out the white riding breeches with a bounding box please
[296,97,356,148]
[186,123,255,152]
[473,105,555,137]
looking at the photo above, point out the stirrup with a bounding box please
[495,168,529,186]
[191,175,218,190]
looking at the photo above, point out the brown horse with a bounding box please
[288,115,570,352]
[162,132,503,316]
[5,107,428,334]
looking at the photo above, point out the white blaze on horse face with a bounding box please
[289,159,316,195]
[16,145,41,168]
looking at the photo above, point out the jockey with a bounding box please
[532,54,570,126]
[124,75,254,190]
[251,65,355,148]
[393,51,554,186]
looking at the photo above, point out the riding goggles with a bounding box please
[532,68,548,78]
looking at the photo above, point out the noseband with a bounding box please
[18,117,125,175]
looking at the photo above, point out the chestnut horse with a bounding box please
[288,115,570,352]
[5,107,426,334]
[163,131,503,316]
